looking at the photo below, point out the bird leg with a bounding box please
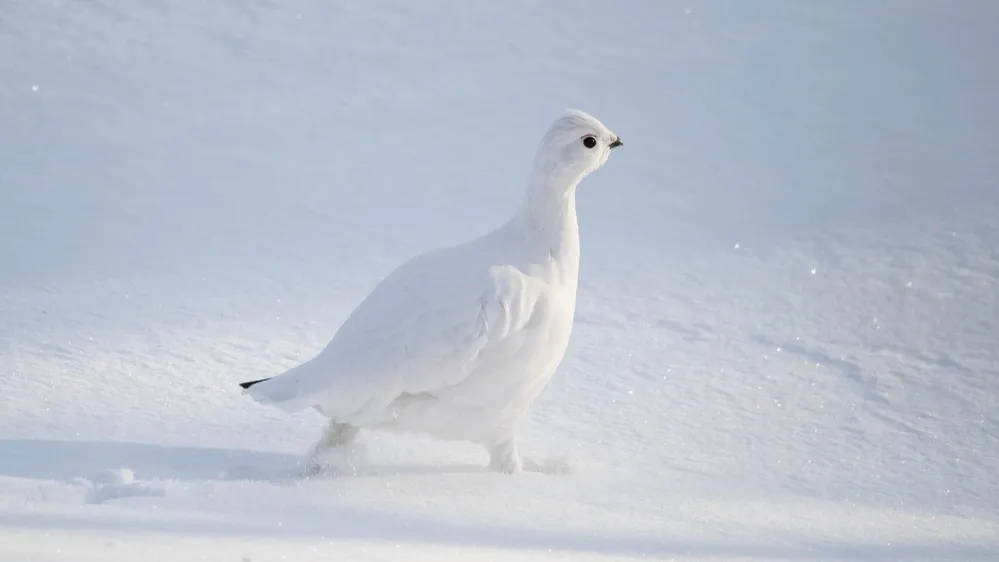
[487,435,523,474]
[305,420,360,475]
[312,420,359,454]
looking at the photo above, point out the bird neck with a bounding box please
[514,167,582,268]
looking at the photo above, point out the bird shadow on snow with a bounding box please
[0,438,498,487]
[0,439,995,560]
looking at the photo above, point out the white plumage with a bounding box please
[242,109,622,473]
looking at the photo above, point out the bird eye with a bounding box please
[582,135,597,149]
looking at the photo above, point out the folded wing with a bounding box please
[244,251,546,425]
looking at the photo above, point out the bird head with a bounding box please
[531,109,623,188]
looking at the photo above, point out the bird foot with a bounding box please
[488,440,523,474]
[303,421,365,477]
[303,442,367,478]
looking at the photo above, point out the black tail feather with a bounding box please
[239,377,272,389]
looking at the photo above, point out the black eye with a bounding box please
[582,135,597,149]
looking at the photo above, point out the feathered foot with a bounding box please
[487,436,523,474]
[303,420,363,477]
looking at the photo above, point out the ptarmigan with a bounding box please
[240,109,623,473]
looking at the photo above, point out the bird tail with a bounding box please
[239,377,272,390]
[238,358,330,414]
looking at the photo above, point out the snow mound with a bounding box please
[80,468,165,505]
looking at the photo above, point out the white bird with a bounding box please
[240,109,623,473]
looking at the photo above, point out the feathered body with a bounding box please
[243,109,622,472]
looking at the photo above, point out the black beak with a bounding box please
[609,137,623,149]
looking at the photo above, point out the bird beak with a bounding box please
[609,137,623,149]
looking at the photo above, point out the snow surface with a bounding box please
[1,0,998,560]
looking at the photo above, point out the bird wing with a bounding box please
[245,249,548,423]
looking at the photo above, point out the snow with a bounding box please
[1,0,998,560]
